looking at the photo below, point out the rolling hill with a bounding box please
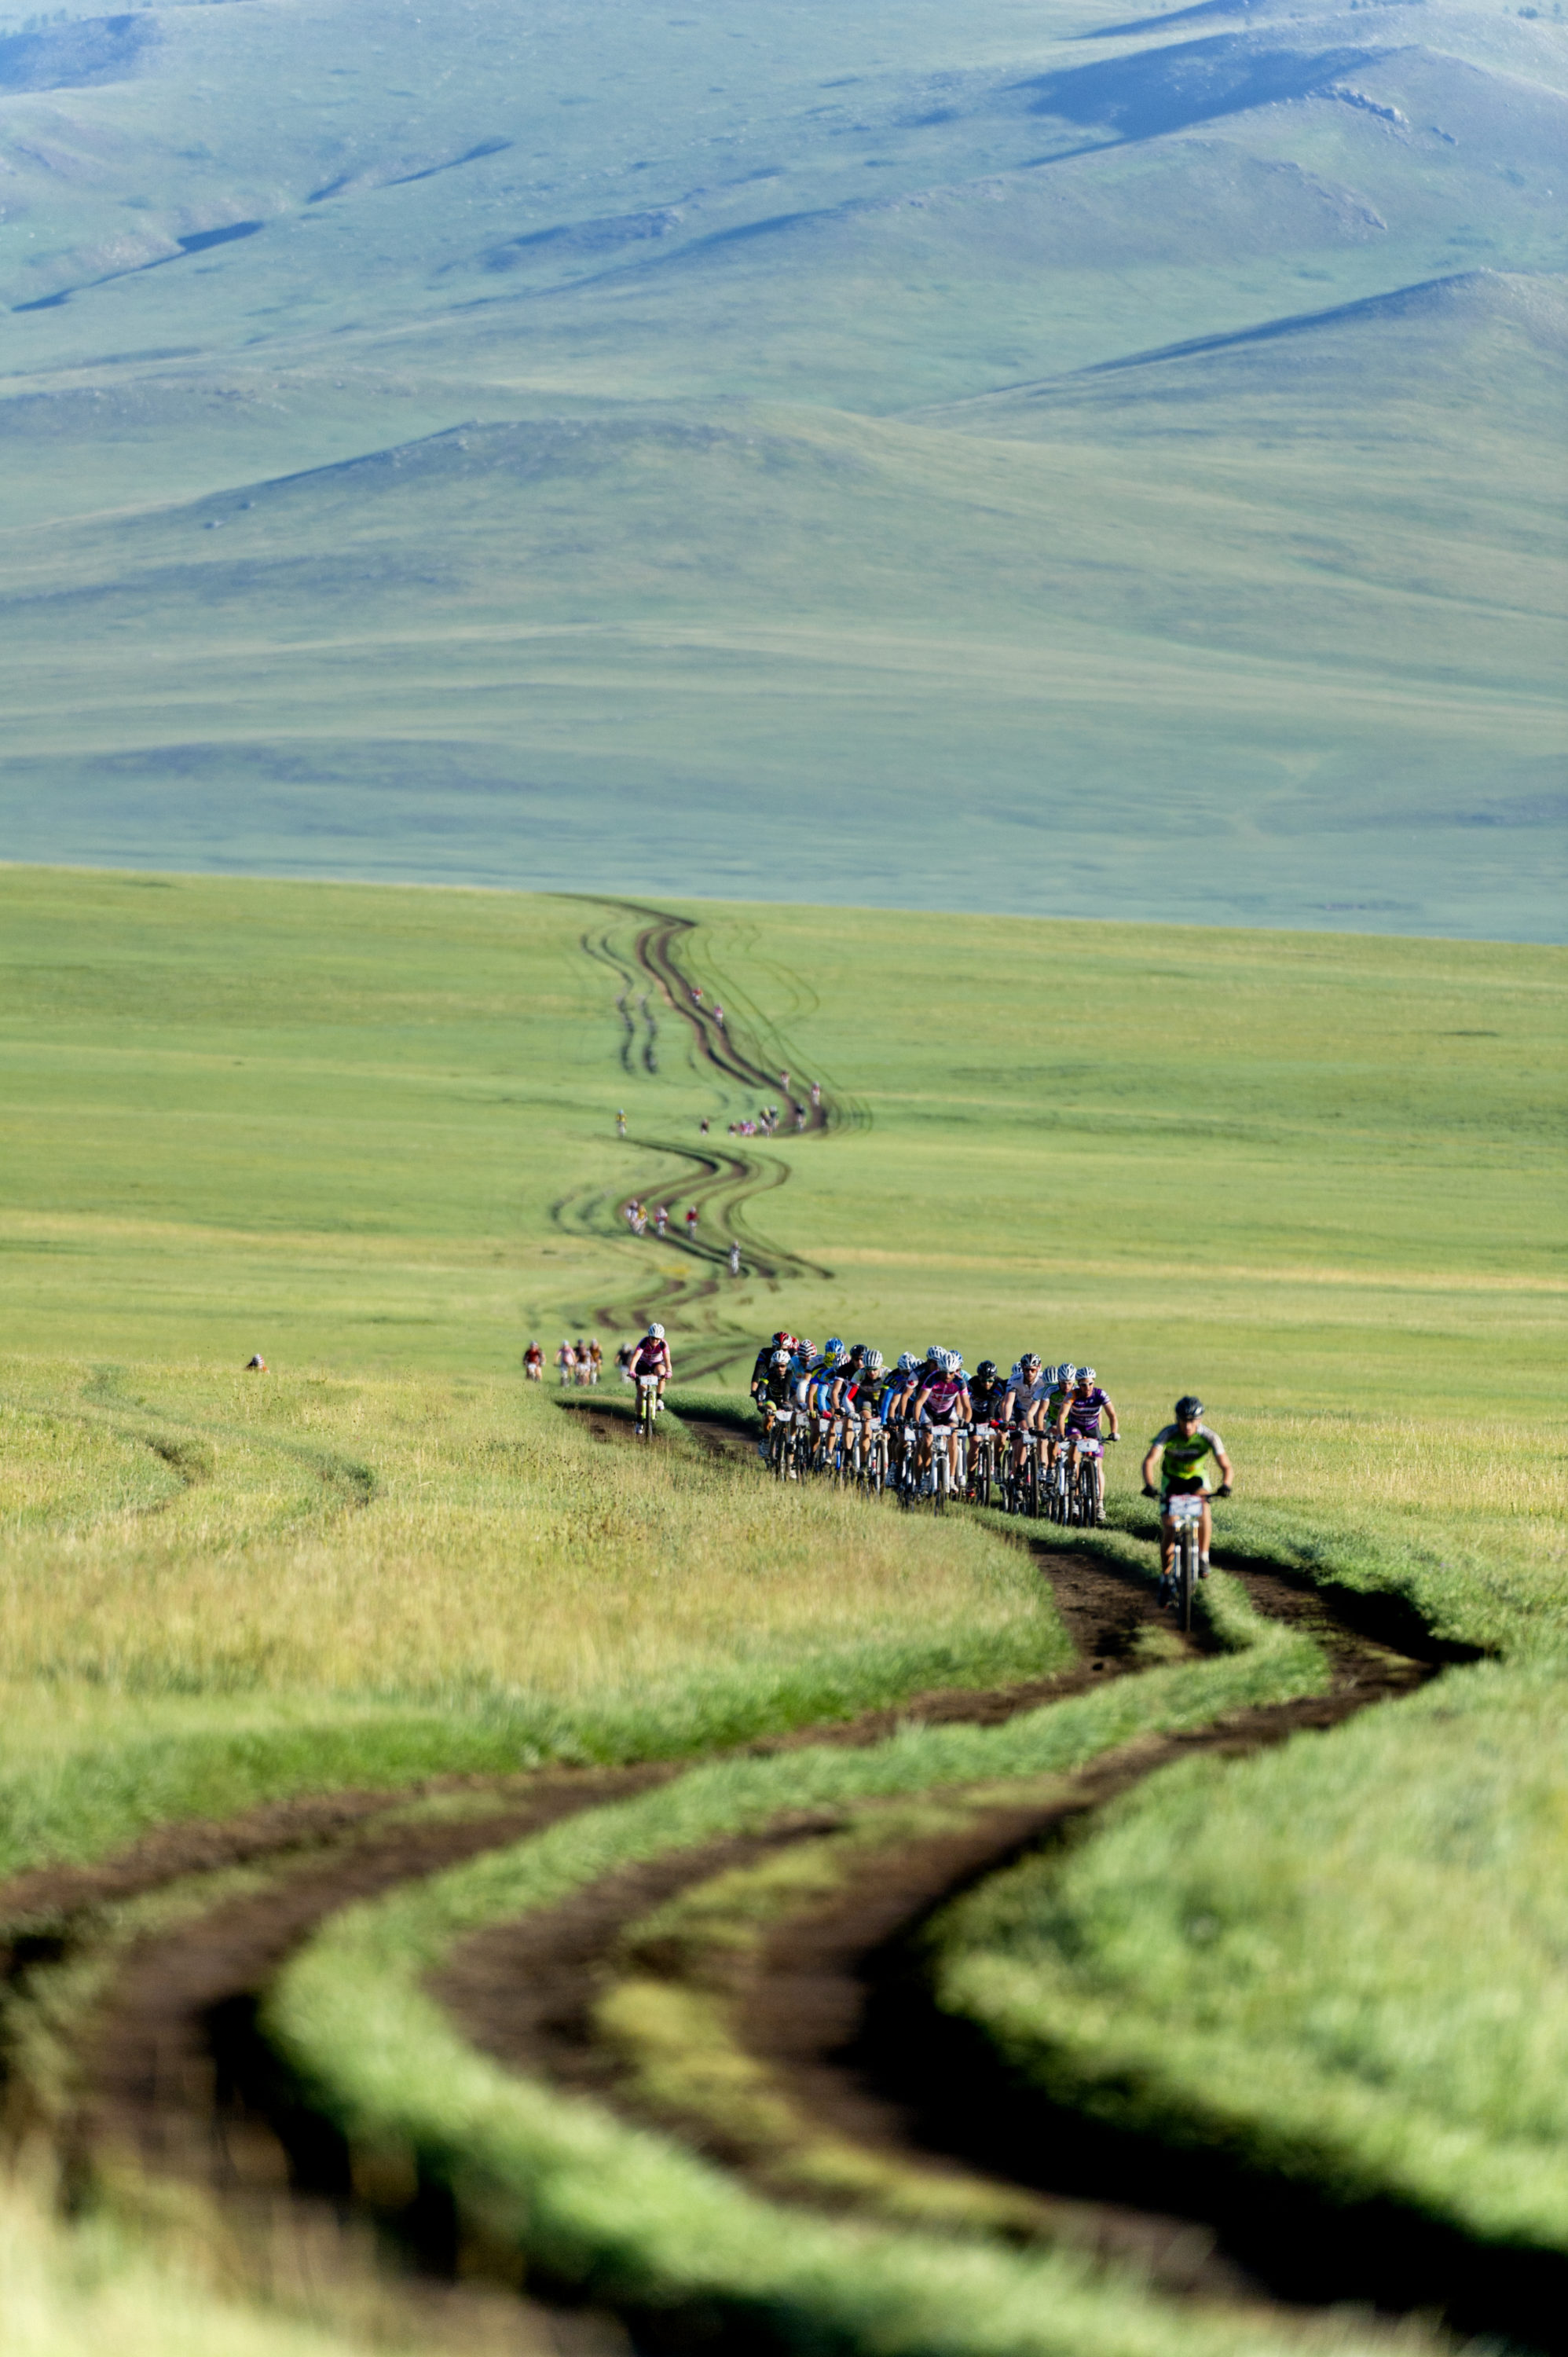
[0,0,1563,930]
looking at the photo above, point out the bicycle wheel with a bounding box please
[1178,1527,1196,1633]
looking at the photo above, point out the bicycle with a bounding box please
[968,1420,995,1508]
[767,1405,795,1479]
[635,1375,662,1440]
[1165,1493,1203,1633]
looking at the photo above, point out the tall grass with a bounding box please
[0,1357,1063,1877]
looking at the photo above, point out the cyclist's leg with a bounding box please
[1200,1494,1213,1571]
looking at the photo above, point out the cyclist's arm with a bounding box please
[1213,1440,1233,1485]
[1141,1440,1163,1488]
[912,1384,932,1417]
[1102,1395,1119,1439]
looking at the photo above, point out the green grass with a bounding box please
[0,1361,1063,1881]
[931,1657,1568,2251]
[1,868,1563,2342]
[263,1591,1335,2357]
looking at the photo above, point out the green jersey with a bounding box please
[1152,1423,1224,1486]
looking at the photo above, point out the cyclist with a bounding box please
[1053,1366,1119,1523]
[914,1349,971,1491]
[1002,1353,1050,1490]
[630,1322,673,1414]
[968,1360,1007,1424]
[1142,1397,1233,1603]
[751,1331,795,1405]
[845,1347,888,1472]
[587,1336,603,1385]
[555,1339,577,1387]
[523,1339,544,1382]
[756,1346,798,1463]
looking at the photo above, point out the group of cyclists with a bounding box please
[742,1332,1232,1607]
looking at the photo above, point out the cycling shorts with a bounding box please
[1162,1475,1208,1500]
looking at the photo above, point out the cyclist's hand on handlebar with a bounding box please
[1217,1483,1233,1497]
[1141,1483,1158,1499]
[1105,1433,1120,1443]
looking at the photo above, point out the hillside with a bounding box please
[0,0,1563,929]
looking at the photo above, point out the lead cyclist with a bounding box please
[1141,1396,1233,1602]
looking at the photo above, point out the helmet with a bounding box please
[896,1351,920,1373]
[1057,1364,1077,1386]
[1079,1367,1097,1385]
[924,1344,942,1362]
[861,1347,885,1372]
[771,1348,791,1366]
[1176,1395,1204,1420]
[648,1323,665,1341]
[772,1330,794,1347]
[976,1361,998,1383]
[940,1349,964,1375]
[847,1343,866,1365]
[825,1337,844,1359]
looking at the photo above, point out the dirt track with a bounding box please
[553,898,837,1382]
[7,1529,1515,2355]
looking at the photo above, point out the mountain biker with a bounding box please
[751,1331,795,1403]
[556,1340,577,1386]
[1142,1397,1233,1602]
[968,1360,1008,1425]
[630,1323,672,1411]
[846,1347,887,1464]
[1053,1366,1119,1523]
[523,1340,544,1382]
[914,1350,971,1489]
[1002,1353,1050,1482]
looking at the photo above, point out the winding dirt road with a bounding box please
[8,1512,1535,2357]
[551,900,842,1382]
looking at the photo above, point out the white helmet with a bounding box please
[940,1349,964,1375]
[1079,1366,1097,1385]
[862,1347,885,1372]
[648,1324,665,1341]
[1057,1364,1077,1385]
[896,1351,921,1373]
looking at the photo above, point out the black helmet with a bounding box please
[976,1360,998,1383]
[1175,1395,1203,1420]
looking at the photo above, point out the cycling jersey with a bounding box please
[848,1376,885,1418]
[920,1374,968,1424]
[1005,1377,1049,1424]
[1152,1422,1224,1489]
[969,1378,1008,1424]
[1064,1387,1111,1439]
[760,1364,795,1408]
[632,1339,672,1380]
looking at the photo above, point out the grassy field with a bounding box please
[0,868,1563,2349]
[0,0,1563,929]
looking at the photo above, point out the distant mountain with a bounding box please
[0,0,1562,933]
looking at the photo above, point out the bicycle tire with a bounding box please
[1178,1527,1196,1633]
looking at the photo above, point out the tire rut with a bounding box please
[12,1538,1508,2349]
[552,900,840,1381]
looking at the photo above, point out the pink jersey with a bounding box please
[632,1339,671,1379]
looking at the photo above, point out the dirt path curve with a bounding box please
[13,1539,1508,2349]
[551,900,841,1380]
[2,1555,1164,2336]
[435,1555,1450,2337]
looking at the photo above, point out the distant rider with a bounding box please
[631,1322,673,1413]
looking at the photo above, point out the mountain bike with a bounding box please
[968,1420,996,1508]
[1165,1492,1203,1633]
[635,1376,662,1440]
[767,1405,796,1479]
[849,1417,886,1495]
